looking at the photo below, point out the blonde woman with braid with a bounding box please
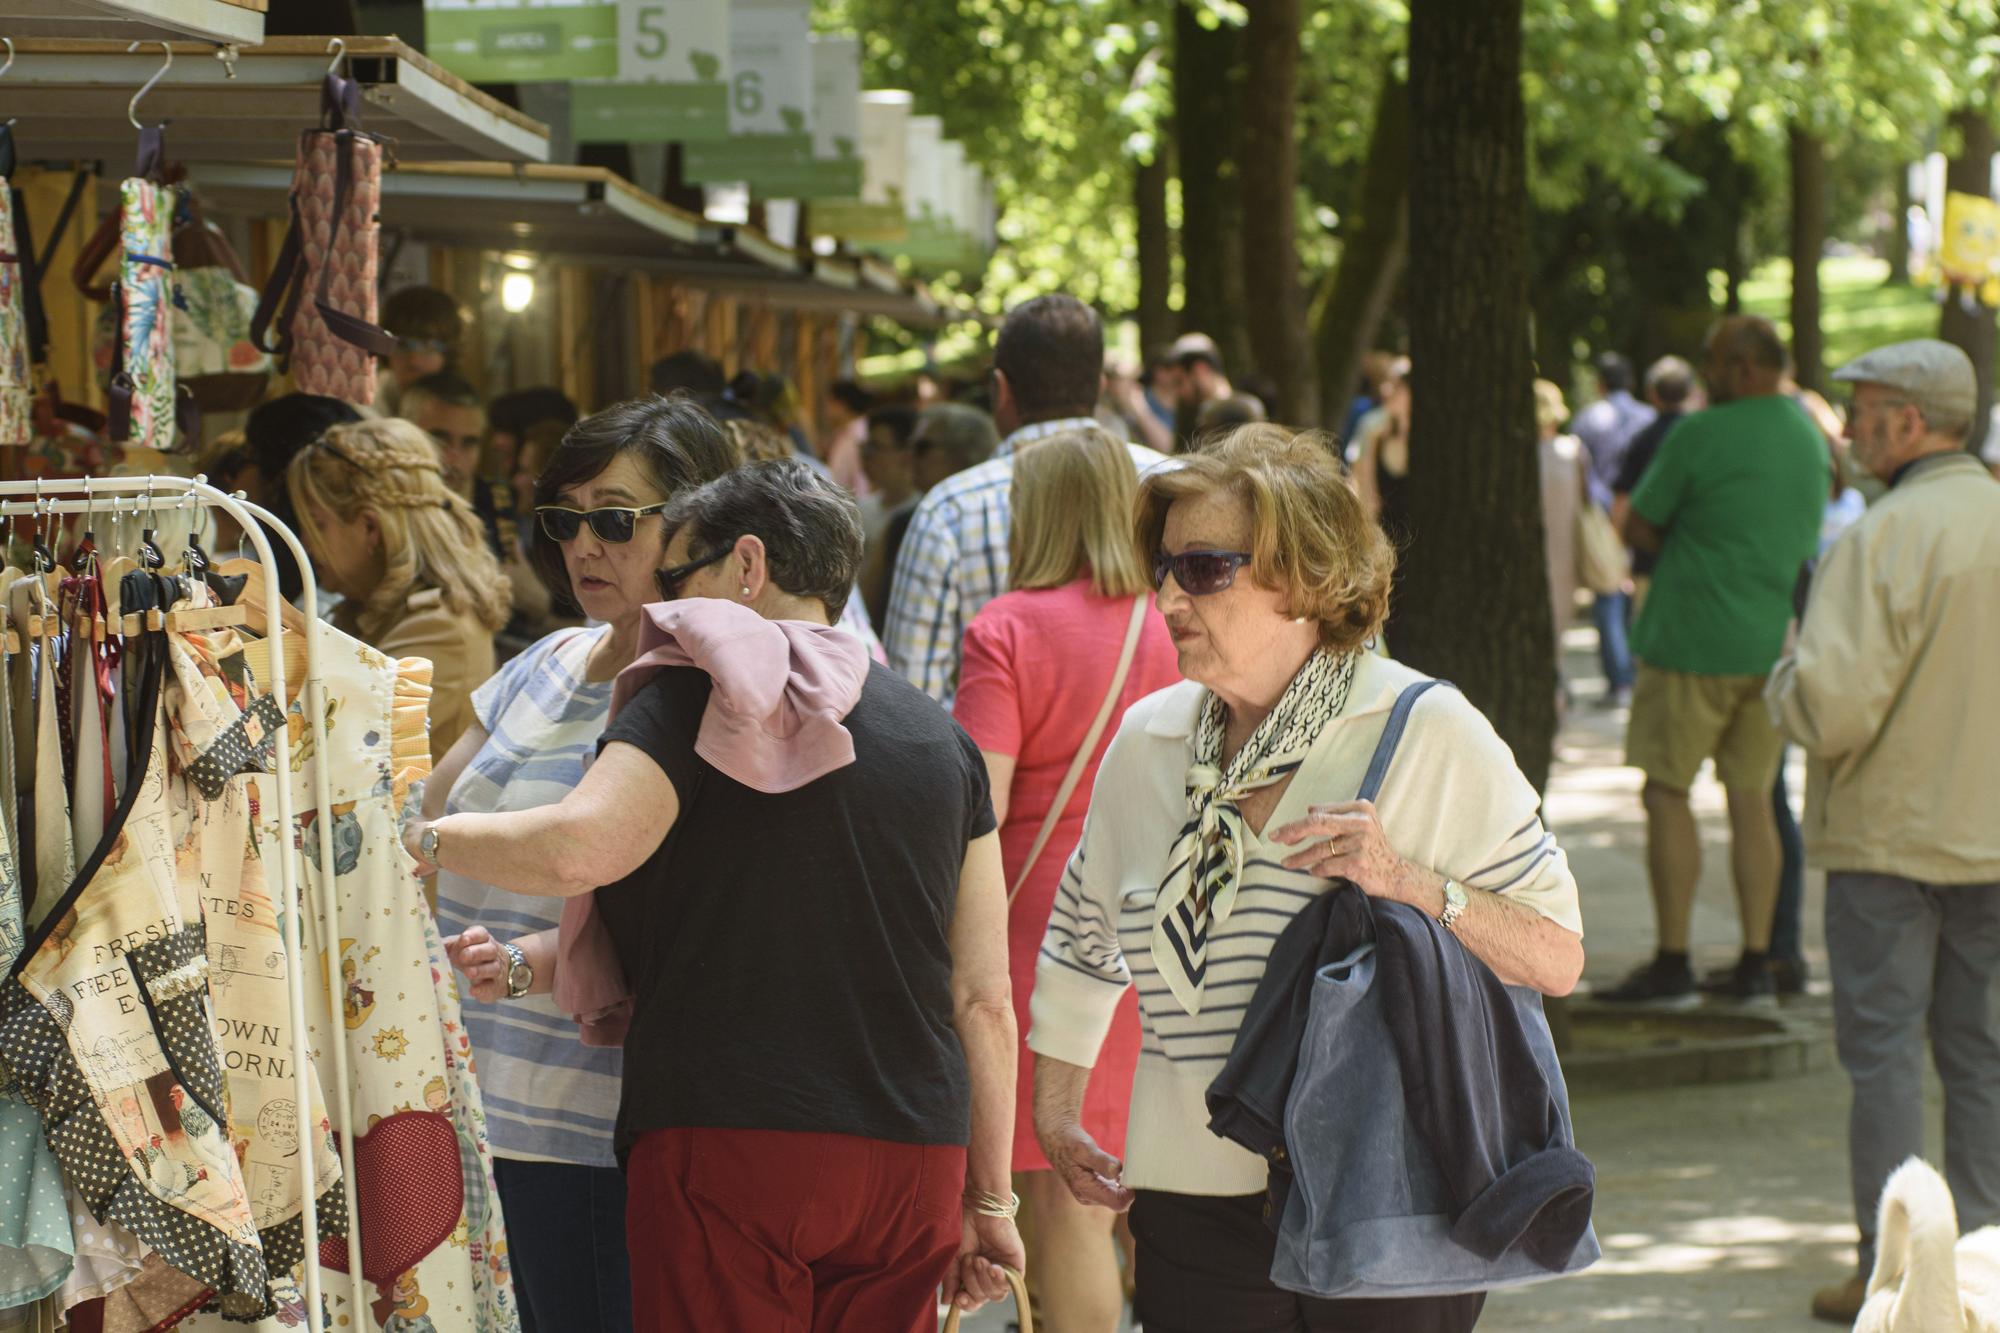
[288,417,513,762]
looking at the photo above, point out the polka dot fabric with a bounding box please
[0,645,270,1318]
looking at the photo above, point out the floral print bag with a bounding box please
[250,73,395,408]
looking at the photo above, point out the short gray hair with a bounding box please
[660,457,864,620]
[1643,355,1695,409]
[914,403,1000,472]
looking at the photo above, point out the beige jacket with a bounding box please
[1766,452,2000,883]
[338,587,498,765]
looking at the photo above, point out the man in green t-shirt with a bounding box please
[1598,315,1829,1008]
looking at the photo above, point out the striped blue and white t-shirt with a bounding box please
[434,626,624,1168]
[1028,662,1584,1197]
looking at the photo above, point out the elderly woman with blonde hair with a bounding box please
[1030,425,1586,1332]
[288,416,512,761]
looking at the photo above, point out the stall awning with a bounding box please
[177,159,943,325]
[0,0,263,45]
[0,36,548,163]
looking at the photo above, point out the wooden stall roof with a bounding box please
[0,0,265,45]
[176,157,943,325]
[0,36,548,163]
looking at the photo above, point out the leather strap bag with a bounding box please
[1008,593,1149,906]
[939,1267,1032,1333]
[251,72,396,406]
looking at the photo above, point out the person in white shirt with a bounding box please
[1030,426,1585,1332]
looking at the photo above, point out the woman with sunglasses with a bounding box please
[423,394,736,1333]
[951,427,1181,1333]
[1028,426,1586,1333]
[286,416,512,764]
[414,458,1024,1332]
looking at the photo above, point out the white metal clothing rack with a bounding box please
[0,475,365,1330]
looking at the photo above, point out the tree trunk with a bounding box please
[1402,0,1555,793]
[1315,74,1411,431]
[1173,2,1252,378]
[1788,124,1828,393]
[1240,0,1309,424]
[1941,107,1997,456]
[1135,150,1175,356]
[1887,163,1912,286]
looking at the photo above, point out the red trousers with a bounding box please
[626,1127,967,1333]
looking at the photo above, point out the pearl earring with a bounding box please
[1292,616,1309,625]
[741,586,752,597]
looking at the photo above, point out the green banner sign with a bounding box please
[425,4,619,82]
[571,81,730,141]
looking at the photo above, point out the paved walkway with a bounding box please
[967,626,1938,1331]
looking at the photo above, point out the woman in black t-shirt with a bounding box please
[405,457,1024,1333]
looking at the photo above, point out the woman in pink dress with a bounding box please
[954,428,1180,1333]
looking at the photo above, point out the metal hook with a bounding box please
[0,38,15,81]
[126,40,172,131]
[326,37,346,78]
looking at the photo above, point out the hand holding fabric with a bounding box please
[443,925,507,1004]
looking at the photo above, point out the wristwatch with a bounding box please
[1437,878,1468,932]
[418,823,442,867]
[501,941,534,999]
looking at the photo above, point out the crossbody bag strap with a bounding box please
[1008,593,1149,906]
[1355,678,1447,805]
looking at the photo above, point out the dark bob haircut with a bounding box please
[660,457,864,622]
[528,394,738,613]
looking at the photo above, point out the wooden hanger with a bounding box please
[212,557,310,639]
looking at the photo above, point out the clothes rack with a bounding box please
[0,474,363,1330]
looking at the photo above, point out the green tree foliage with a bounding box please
[820,0,1169,313]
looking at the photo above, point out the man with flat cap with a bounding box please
[1766,338,2000,1322]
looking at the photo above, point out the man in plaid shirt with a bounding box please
[884,294,1168,700]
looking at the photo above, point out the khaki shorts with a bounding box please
[1625,664,1783,792]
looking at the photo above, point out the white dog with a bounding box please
[1856,1157,2000,1333]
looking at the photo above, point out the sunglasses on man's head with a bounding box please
[654,547,731,601]
[536,503,668,544]
[1151,549,1254,597]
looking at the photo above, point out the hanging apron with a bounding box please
[0,629,271,1318]
[223,628,520,1333]
[0,616,72,1311]
[162,621,345,1281]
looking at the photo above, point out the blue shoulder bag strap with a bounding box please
[1355,679,1448,805]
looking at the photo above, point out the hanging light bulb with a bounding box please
[500,270,536,313]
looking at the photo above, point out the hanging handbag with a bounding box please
[1574,501,1628,596]
[105,129,191,453]
[168,192,273,413]
[0,124,32,445]
[1007,594,1149,906]
[251,71,396,406]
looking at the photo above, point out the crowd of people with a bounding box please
[213,271,2000,1333]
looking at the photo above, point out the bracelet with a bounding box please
[963,1188,1021,1219]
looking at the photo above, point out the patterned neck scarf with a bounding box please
[1152,649,1357,1014]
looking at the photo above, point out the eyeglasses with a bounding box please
[536,503,668,544]
[654,547,731,601]
[1151,549,1255,596]
[394,336,451,357]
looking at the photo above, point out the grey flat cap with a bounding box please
[1832,339,1977,424]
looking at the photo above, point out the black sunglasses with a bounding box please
[654,547,731,601]
[536,503,668,544]
[1151,549,1254,597]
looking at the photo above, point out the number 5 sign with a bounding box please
[571,0,731,142]
[615,0,725,84]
